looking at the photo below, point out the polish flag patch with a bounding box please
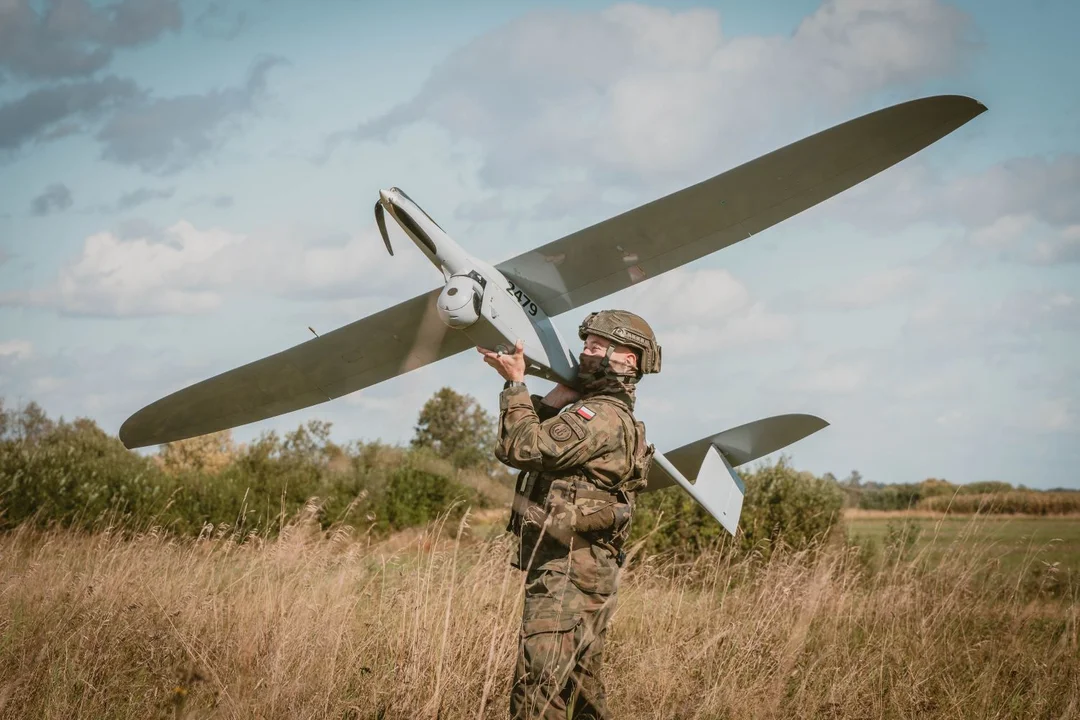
[575,406,596,421]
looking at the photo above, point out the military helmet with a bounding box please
[578,309,661,375]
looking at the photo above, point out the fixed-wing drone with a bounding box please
[120,95,986,535]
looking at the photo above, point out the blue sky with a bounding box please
[1,0,1077,488]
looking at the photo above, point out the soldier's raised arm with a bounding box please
[494,384,618,472]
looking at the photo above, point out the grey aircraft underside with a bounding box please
[120,95,987,535]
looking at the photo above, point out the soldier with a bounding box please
[476,310,661,720]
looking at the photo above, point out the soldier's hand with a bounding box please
[541,384,581,409]
[476,338,526,382]
[543,494,577,545]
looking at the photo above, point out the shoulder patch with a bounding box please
[549,422,574,442]
[552,414,587,442]
[575,405,596,421]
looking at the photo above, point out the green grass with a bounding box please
[844,514,1080,574]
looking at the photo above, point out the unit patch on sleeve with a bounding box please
[549,422,574,442]
[575,405,596,421]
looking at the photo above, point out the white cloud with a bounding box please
[31,376,63,393]
[0,343,211,436]
[45,221,241,316]
[791,362,869,394]
[967,215,1031,250]
[1030,399,1073,432]
[617,268,791,357]
[346,0,973,194]
[1033,224,1080,265]
[5,218,432,317]
[820,153,1080,266]
[953,216,1080,266]
[943,154,1080,229]
[826,149,1080,227]
[0,340,32,360]
[934,408,967,428]
[822,266,918,309]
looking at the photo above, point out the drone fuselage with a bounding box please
[377,187,579,387]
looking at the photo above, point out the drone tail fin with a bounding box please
[653,445,746,536]
[645,413,829,535]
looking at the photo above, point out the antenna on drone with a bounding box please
[308,326,320,338]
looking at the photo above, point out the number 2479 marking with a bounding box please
[506,281,538,316]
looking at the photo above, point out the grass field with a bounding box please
[844,511,1080,575]
[0,510,1077,719]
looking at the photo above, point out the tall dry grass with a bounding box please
[0,509,1077,719]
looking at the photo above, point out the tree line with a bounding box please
[1,390,1075,559]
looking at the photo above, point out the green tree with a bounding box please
[842,469,863,488]
[411,387,495,469]
[0,400,55,442]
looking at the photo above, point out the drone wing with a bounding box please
[498,95,986,316]
[120,96,984,449]
[645,413,830,492]
[119,287,473,448]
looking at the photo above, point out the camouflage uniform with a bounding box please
[497,384,651,719]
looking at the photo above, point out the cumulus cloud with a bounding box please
[0,57,283,174]
[0,341,223,439]
[732,279,1080,486]
[820,152,1080,266]
[791,362,869,394]
[30,183,73,216]
[820,266,920,309]
[184,194,234,209]
[861,287,1080,385]
[0,0,181,80]
[932,215,1080,266]
[30,221,243,316]
[1026,399,1074,432]
[1033,225,1080,265]
[194,1,246,40]
[0,76,140,152]
[338,0,972,193]
[616,268,792,357]
[943,154,1080,229]
[95,56,285,174]
[0,340,32,360]
[114,186,175,211]
[3,215,430,317]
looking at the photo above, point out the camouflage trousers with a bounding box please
[510,543,619,720]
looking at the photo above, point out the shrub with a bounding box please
[0,415,168,530]
[919,491,1080,515]
[0,400,494,539]
[380,465,476,530]
[737,456,846,558]
[632,455,845,560]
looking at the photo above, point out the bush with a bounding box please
[632,455,845,561]
[919,491,1080,515]
[380,465,475,530]
[0,401,497,539]
[737,456,846,558]
[0,415,168,530]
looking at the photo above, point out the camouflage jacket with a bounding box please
[495,384,653,587]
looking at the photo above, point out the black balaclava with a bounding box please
[576,344,639,410]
